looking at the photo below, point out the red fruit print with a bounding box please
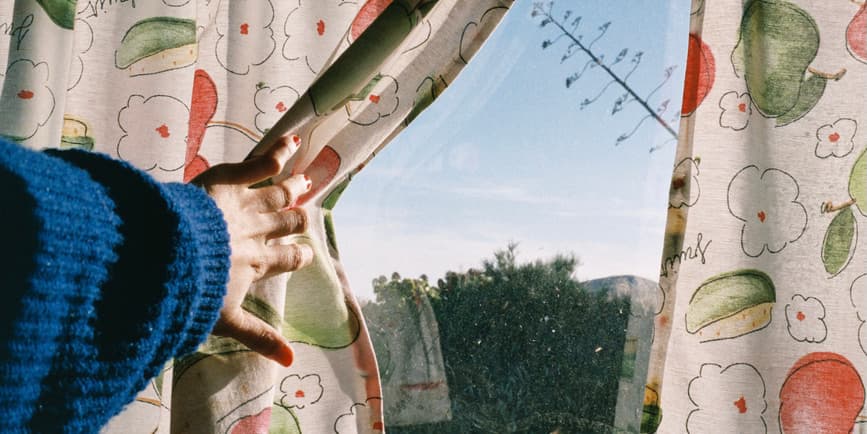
[657,315,669,327]
[757,211,766,223]
[275,101,287,112]
[847,4,867,63]
[680,33,716,116]
[780,352,865,434]
[796,311,805,321]
[17,90,33,99]
[240,23,249,35]
[733,396,747,414]
[295,146,340,206]
[316,19,325,36]
[368,94,380,104]
[155,124,170,138]
[372,421,384,431]
[351,0,391,40]
[829,132,840,143]
[229,407,271,434]
[184,69,217,183]
[738,103,747,113]
[294,390,304,398]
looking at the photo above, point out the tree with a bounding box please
[363,246,632,433]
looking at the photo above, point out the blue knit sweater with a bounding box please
[0,138,230,433]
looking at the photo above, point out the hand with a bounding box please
[192,134,313,367]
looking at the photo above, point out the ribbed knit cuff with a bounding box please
[47,149,230,358]
[162,182,230,354]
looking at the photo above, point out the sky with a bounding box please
[333,0,691,301]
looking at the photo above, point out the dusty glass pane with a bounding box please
[334,1,689,432]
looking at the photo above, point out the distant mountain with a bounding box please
[583,275,660,316]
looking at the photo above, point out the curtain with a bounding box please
[0,0,511,432]
[647,0,867,432]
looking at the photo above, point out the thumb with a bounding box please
[214,310,294,367]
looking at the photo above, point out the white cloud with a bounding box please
[117,95,188,172]
[669,157,700,208]
[334,398,383,434]
[347,76,399,126]
[0,59,55,140]
[727,166,807,257]
[719,91,751,131]
[215,0,276,74]
[785,295,826,343]
[687,363,767,434]
[279,374,323,409]
[815,118,856,158]
[282,0,358,74]
[850,275,867,356]
[254,84,300,133]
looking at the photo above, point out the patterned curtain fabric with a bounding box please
[647,0,867,432]
[0,0,511,432]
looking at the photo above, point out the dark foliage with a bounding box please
[363,246,632,433]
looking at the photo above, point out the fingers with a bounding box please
[260,208,308,239]
[204,135,301,186]
[252,174,311,212]
[213,310,294,367]
[261,243,314,277]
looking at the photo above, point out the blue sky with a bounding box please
[334,0,690,301]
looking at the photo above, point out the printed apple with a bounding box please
[779,352,864,434]
[681,33,715,116]
[848,2,867,63]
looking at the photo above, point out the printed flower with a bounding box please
[278,374,323,409]
[785,295,827,343]
[727,166,807,257]
[460,7,509,64]
[815,118,856,158]
[282,0,359,74]
[346,75,399,126]
[68,19,94,90]
[0,59,56,140]
[850,275,867,356]
[719,91,752,131]
[254,84,300,133]
[669,157,700,208]
[215,0,276,74]
[654,284,665,316]
[117,95,189,172]
[687,363,767,434]
[334,398,383,434]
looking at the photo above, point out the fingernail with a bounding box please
[275,342,294,367]
[303,174,312,191]
[290,135,301,151]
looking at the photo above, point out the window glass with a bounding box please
[334,1,689,432]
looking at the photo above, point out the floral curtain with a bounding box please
[647,0,867,432]
[0,0,511,432]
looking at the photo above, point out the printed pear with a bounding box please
[35,0,76,29]
[850,148,867,216]
[732,0,844,126]
[822,206,857,276]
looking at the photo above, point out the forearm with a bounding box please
[0,139,230,433]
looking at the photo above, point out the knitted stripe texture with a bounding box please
[0,139,230,433]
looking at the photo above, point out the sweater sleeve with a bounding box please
[0,138,230,433]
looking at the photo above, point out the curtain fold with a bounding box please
[0,1,512,432]
[648,1,867,432]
